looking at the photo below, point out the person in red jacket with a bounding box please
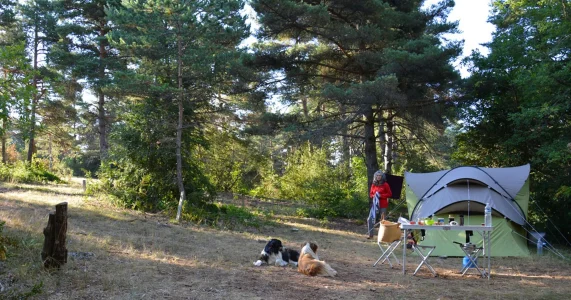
[367,170,392,239]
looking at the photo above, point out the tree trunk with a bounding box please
[41,202,68,268]
[27,21,39,163]
[98,23,109,160]
[48,134,53,170]
[364,106,379,205]
[1,115,6,164]
[175,25,187,222]
[301,96,309,118]
[97,90,107,159]
[340,104,350,166]
[384,118,394,174]
[379,118,386,170]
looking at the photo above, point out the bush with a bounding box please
[0,221,7,261]
[257,144,369,219]
[180,202,269,230]
[0,160,63,184]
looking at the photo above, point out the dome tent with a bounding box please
[405,164,531,257]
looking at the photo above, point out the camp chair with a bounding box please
[373,220,402,268]
[411,244,437,276]
[453,241,486,277]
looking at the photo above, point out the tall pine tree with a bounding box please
[49,0,123,161]
[456,0,571,240]
[251,0,462,189]
[106,0,249,217]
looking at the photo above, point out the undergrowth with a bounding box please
[180,202,273,230]
[0,224,45,299]
[0,161,64,184]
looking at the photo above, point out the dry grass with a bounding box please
[0,179,570,299]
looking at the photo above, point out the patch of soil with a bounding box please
[2,185,571,299]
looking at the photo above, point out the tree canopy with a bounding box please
[0,0,569,241]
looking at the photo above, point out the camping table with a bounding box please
[400,224,493,279]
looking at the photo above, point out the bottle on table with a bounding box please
[484,203,492,227]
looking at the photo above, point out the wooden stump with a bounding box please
[41,202,68,268]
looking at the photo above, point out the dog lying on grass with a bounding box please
[254,238,299,267]
[297,242,337,277]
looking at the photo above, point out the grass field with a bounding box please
[1,179,570,299]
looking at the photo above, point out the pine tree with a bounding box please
[251,0,461,187]
[457,0,571,239]
[106,0,249,218]
[17,0,61,163]
[0,0,30,163]
[48,0,123,161]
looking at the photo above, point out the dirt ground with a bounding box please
[1,181,571,299]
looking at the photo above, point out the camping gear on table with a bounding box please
[405,164,532,257]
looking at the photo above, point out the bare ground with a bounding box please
[0,180,570,300]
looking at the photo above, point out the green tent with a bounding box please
[405,164,531,257]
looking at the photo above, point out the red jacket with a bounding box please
[370,182,392,209]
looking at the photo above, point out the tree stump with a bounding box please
[41,202,68,268]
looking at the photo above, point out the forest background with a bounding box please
[0,0,570,242]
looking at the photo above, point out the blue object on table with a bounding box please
[463,256,477,268]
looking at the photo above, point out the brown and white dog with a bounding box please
[297,242,337,277]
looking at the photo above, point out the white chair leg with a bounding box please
[373,240,401,268]
[460,248,486,277]
[412,245,437,277]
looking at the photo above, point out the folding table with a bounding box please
[400,224,493,279]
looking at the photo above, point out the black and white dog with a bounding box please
[253,239,299,267]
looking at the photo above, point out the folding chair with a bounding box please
[373,220,402,268]
[454,241,487,277]
[411,244,437,276]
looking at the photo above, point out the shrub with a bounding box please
[260,143,369,219]
[0,160,63,184]
[180,202,268,230]
[0,221,7,261]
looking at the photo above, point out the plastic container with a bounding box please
[484,203,492,227]
[463,256,477,268]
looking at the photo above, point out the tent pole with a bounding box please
[467,180,470,225]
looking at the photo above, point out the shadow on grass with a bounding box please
[0,182,85,197]
[1,184,571,299]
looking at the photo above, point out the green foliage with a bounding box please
[0,219,43,298]
[249,158,280,198]
[98,0,250,217]
[180,202,269,230]
[456,0,571,242]
[255,143,368,219]
[199,128,269,195]
[62,151,100,177]
[249,0,462,183]
[0,160,63,184]
[0,220,7,261]
[94,97,217,212]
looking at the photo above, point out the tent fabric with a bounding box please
[417,215,530,257]
[412,185,526,225]
[406,164,530,202]
[385,174,404,200]
[405,164,531,257]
